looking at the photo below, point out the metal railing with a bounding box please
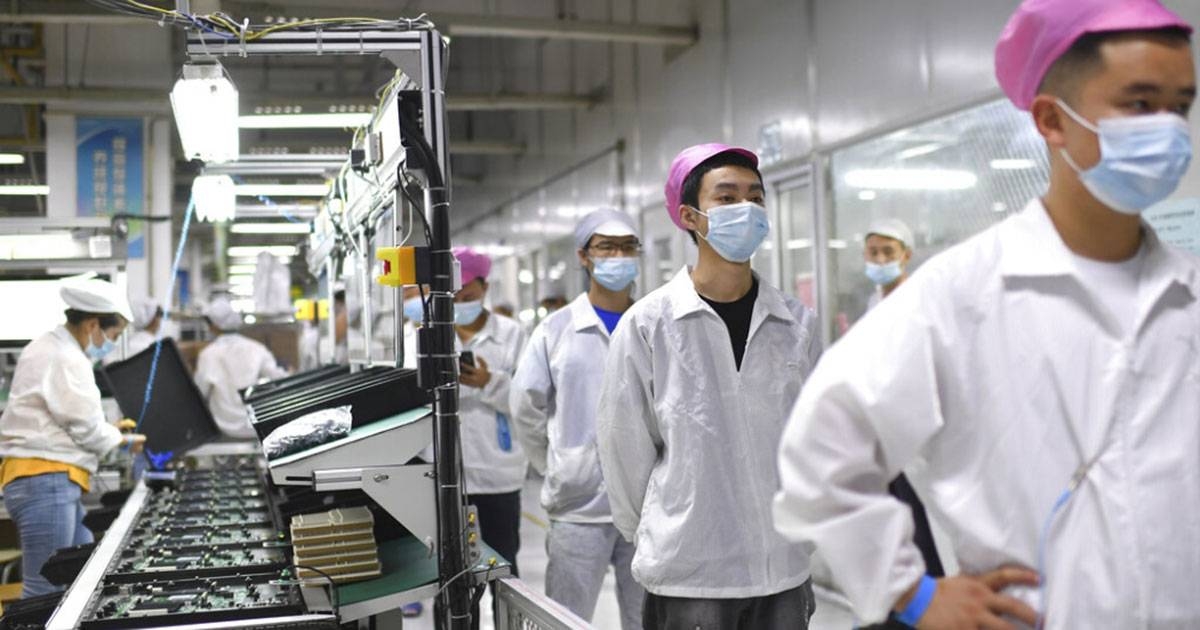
[494,577,593,630]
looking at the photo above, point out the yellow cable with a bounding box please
[247,17,390,41]
[123,0,177,18]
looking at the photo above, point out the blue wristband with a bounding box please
[896,574,937,627]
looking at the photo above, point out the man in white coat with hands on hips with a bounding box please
[597,144,822,630]
[510,208,646,629]
[774,1,1200,628]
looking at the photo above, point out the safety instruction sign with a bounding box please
[77,117,145,258]
[1145,197,1200,256]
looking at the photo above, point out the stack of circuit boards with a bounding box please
[76,464,326,629]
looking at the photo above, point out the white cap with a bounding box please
[130,297,161,329]
[203,296,243,331]
[574,208,639,250]
[866,218,915,250]
[59,278,134,323]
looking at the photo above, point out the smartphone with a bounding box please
[459,350,475,368]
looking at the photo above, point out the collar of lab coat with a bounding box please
[51,324,81,352]
[1000,199,1198,301]
[567,292,607,335]
[666,266,795,324]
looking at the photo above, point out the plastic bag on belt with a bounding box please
[263,405,353,459]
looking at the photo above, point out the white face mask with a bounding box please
[454,300,484,326]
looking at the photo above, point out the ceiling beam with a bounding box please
[0,87,598,112]
[0,3,697,46]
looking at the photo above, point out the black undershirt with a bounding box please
[699,278,758,371]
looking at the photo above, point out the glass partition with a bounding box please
[825,98,1050,338]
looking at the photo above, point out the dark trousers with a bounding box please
[466,490,521,630]
[861,474,944,629]
[642,580,815,630]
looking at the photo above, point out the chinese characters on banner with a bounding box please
[76,117,145,258]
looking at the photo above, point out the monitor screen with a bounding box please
[99,338,220,458]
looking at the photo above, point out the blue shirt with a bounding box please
[593,305,623,334]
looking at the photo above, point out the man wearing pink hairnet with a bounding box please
[449,246,528,628]
[774,0,1200,628]
[596,145,822,629]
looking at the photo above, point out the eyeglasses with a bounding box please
[588,242,642,256]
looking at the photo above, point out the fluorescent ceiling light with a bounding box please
[843,168,977,191]
[857,190,877,201]
[0,185,49,196]
[228,264,257,274]
[990,159,1037,170]
[896,143,942,160]
[828,239,849,250]
[192,175,236,222]
[228,275,254,285]
[238,113,372,129]
[227,245,298,258]
[231,256,291,266]
[235,184,328,197]
[0,153,26,165]
[171,61,239,164]
[230,222,311,235]
[786,238,812,250]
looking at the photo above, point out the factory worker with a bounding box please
[102,296,165,366]
[194,297,288,439]
[596,144,822,630]
[510,208,646,629]
[774,1,1200,628]
[451,247,528,582]
[858,217,946,630]
[0,278,146,598]
[863,218,914,311]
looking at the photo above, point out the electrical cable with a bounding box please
[133,196,194,437]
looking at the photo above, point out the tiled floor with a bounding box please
[403,475,622,629]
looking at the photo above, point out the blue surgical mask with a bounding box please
[86,332,116,361]
[590,257,639,291]
[454,300,484,326]
[692,202,770,263]
[865,261,903,286]
[1057,99,1192,215]
[403,296,424,323]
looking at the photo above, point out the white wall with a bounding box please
[456,0,1200,306]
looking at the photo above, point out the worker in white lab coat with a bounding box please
[100,296,164,365]
[194,297,288,439]
[0,279,146,598]
[596,144,822,629]
[450,247,527,630]
[510,208,646,629]
[863,218,915,312]
[774,1,1200,628]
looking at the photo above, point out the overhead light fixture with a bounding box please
[897,143,943,160]
[230,222,312,235]
[227,245,298,258]
[843,168,977,191]
[228,264,257,275]
[989,158,1037,170]
[235,184,329,197]
[237,113,373,129]
[192,175,236,222]
[171,61,239,164]
[0,153,26,165]
[857,190,878,201]
[0,184,49,196]
[786,238,813,250]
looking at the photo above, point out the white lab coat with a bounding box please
[774,200,1200,628]
[459,311,528,495]
[194,333,288,439]
[511,293,618,523]
[596,267,822,598]
[0,326,124,472]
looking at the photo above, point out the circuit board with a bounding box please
[79,570,306,629]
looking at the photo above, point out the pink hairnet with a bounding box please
[452,246,492,286]
[995,0,1191,110]
[663,143,758,231]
